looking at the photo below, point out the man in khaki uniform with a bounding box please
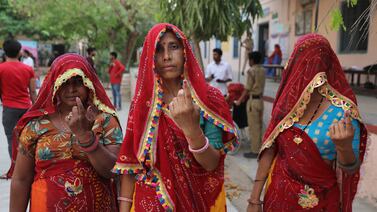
[235,51,265,158]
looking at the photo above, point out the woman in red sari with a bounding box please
[9,54,122,211]
[247,34,367,212]
[113,23,238,211]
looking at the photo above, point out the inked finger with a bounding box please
[72,106,79,119]
[183,80,193,102]
[76,97,85,115]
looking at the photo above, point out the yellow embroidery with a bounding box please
[293,136,303,145]
[260,72,362,153]
[298,185,319,209]
[53,68,117,116]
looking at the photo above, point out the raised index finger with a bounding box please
[76,97,85,115]
[344,110,353,131]
[183,80,192,102]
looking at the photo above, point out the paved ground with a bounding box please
[1,79,376,211]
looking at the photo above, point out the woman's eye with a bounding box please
[170,44,179,50]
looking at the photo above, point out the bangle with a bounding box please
[79,135,100,153]
[337,158,360,171]
[117,196,133,203]
[77,132,95,147]
[247,198,263,205]
[188,136,210,154]
[254,177,267,183]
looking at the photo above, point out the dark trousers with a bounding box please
[2,107,28,158]
[111,84,121,109]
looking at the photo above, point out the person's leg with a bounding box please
[245,100,258,158]
[245,99,264,158]
[2,107,28,158]
[111,84,117,107]
[115,84,121,109]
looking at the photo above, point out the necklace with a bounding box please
[293,97,324,145]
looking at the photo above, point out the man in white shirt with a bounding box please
[205,48,232,96]
[22,49,35,68]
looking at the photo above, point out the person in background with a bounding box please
[22,49,35,68]
[0,40,37,173]
[247,34,366,211]
[22,49,41,89]
[86,47,97,74]
[241,31,254,75]
[113,23,238,211]
[9,54,122,211]
[205,48,233,96]
[48,50,60,67]
[108,52,125,111]
[235,51,265,158]
[266,44,282,77]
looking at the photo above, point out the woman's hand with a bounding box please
[66,97,98,137]
[169,80,201,138]
[247,204,262,212]
[329,111,355,152]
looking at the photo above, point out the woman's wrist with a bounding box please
[75,131,93,144]
[247,198,263,205]
[184,127,205,146]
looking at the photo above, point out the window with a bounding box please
[215,39,222,48]
[339,1,369,53]
[233,37,239,58]
[295,9,313,35]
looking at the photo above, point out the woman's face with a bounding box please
[155,31,184,81]
[57,76,89,108]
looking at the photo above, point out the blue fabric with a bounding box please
[200,115,224,150]
[267,54,282,77]
[111,83,121,109]
[294,104,360,160]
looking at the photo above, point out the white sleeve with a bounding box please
[226,64,233,80]
[205,65,212,78]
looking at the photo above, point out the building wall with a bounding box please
[200,0,377,83]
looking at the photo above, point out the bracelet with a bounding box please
[117,196,133,203]
[247,198,263,205]
[188,136,210,154]
[337,158,360,171]
[79,135,100,153]
[254,177,267,183]
[77,132,95,147]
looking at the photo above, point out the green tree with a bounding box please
[0,0,50,40]
[159,0,263,68]
[8,0,158,69]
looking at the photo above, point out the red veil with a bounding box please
[261,34,367,211]
[113,23,238,211]
[7,53,117,178]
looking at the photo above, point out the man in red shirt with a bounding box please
[108,52,125,110]
[0,40,37,159]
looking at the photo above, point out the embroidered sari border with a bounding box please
[112,162,144,174]
[153,169,175,211]
[318,83,362,121]
[137,77,162,167]
[261,72,363,153]
[260,72,327,152]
